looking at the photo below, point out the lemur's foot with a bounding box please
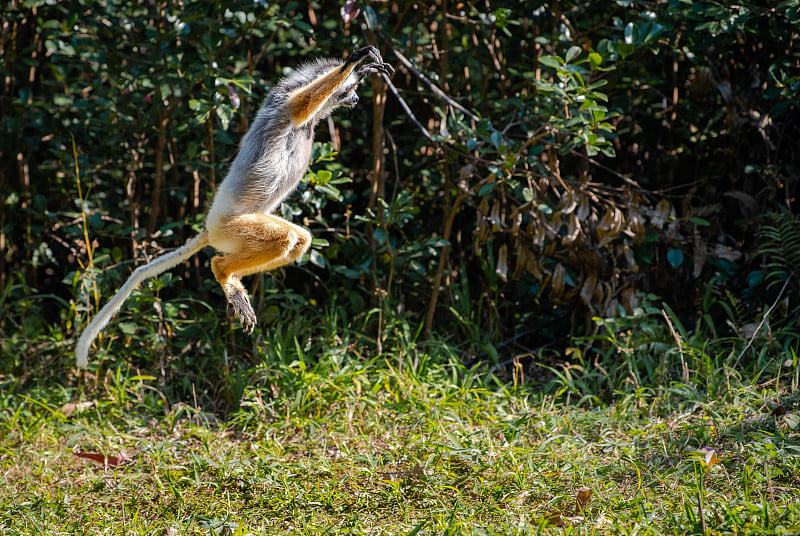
[226,287,256,334]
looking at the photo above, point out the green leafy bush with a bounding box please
[1,1,797,397]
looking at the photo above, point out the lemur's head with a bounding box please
[337,80,360,108]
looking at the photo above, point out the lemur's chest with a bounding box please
[284,127,314,183]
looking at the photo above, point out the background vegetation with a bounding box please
[1,0,798,391]
[2,0,799,533]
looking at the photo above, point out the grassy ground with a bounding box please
[2,343,799,535]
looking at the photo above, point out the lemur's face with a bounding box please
[338,83,359,108]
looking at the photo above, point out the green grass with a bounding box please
[2,338,799,535]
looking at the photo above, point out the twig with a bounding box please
[380,72,434,142]
[697,487,707,535]
[734,276,790,368]
[571,151,647,191]
[661,308,689,381]
[379,34,480,122]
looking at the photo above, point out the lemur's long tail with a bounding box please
[76,231,210,368]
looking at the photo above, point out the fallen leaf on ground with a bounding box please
[380,464,426,481]
[72,451,127,467]
[59,400,96,417]
[541,511,567,527]
[576,485,592,510]
[689,446,723,468]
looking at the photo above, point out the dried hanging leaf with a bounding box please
[620,287,640,313]
[625,206,645,241]
[515,245,540,280]
[479,197,489,216]
[709,243,742,262]
[580,273,598,307]
[723,190,758,214]
[693,234,708,278]
[564,213,581,243]
[476,217,489,246]
[511,212,523,235]
[490,201,503,231]
[496,245,509,282]
[650,198,671,228]
[577,194,591,220]
[561,189,578,214]
[551,264,567,298]
[340,0,360,24]
[597,207,624,247]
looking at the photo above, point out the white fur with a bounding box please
[76,233,208,368]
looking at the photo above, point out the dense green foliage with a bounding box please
[1,3,799,533]
[1,0,798,401]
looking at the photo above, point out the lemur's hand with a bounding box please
[347,45,382,65]
[358,61,395,78]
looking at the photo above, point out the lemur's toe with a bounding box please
[226,287,257,334]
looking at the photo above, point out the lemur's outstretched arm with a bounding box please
[76,46,393,368]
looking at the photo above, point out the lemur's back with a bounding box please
[207,60,343,226]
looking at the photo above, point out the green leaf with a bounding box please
[478,182,496,196]
[667,249,685,268]
[538,55,563,69]
[316,169,332,184]
[565,46,582,63]
[624,22,635,45]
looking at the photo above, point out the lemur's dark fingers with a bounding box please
[377,62,394,76]
[358,62,394,78]
[347,46,381,65]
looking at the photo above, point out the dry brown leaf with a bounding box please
[490,201,503,231]
[72,451,127,467]
[577,194,591,221]
[695,446,723,468]
[541,511,566,527]
[650,198,672,228]
[625,207,645,240]
[496,244,509,282]
[380,464,427,481]
[576,486,592,510]
[580,274,598,307]
[709,243,742,262]
[551,264,567,298]
[561,189,578,214]
[723,190,758,214]
[693,234,708,278]
[59,400,96,418]
[771,404,787,417]
[340,0,360,24]
[597,206,624,247]
[564,213,581,243]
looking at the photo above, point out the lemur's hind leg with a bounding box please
[210,214,312,333]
